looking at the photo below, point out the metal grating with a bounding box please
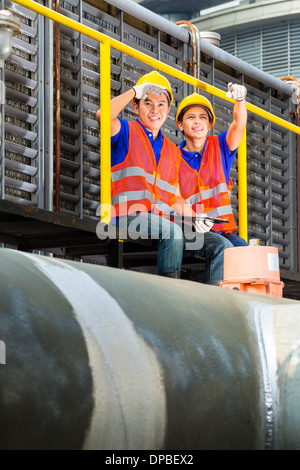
[0,0,297,272]
[2,0,41,207]
[53,0,187,220]
[55,1,82,217]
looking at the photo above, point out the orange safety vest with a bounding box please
[179,136,236,233]
[111,121,181,217]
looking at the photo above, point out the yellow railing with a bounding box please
[238,131,248,242]
[12,0,300,238]
[100,39,111,224]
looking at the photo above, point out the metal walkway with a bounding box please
[0,199,299,300]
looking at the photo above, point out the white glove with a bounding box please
[193,214,214,233]
[133,83,168,100]
[226,82,247,101]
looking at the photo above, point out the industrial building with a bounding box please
[135,0,300,79]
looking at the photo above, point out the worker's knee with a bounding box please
[222,237,234,250]
[202,232,233,258]
[214,237,233,256]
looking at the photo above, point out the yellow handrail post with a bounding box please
[238,129,248,242]
[100,39,111,224]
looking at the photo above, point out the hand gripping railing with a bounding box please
[11,0,300,241]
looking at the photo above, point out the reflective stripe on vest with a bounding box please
[111,166,177,195]
[205,205,234,218]
[186,193,201,207]
[111,121,181,217]
[200,183,230,201]
[111,190,155,207]
[111,167,156,185]
[179,136,236,233]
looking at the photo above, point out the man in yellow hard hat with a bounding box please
[176,83,248,285]
[96,71,212,278]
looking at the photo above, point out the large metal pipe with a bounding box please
[104,0,190,43]
[1,247,300,450]
[175,20,201,87]
[105,0,293,96]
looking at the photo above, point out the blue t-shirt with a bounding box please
[179,131,237,184]
[111,117,164,167]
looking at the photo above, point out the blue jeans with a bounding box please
[184,231,233,282]
[118,213,233,282]
[221,232,248,247]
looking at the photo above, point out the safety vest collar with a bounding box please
[135,118,164,146]
[180,138,208,165]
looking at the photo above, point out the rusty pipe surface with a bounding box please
[175,20,201,89]
[55,0,60,213]
[0,248,300,450]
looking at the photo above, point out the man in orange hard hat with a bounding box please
[96,71,212,278]
[176,83,248,285]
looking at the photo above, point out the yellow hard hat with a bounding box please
[133,70,174,105]
[176,93,215,126]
